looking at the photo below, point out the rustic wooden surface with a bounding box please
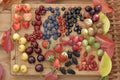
[0,0,101,80]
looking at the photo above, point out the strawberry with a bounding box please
[44,50,55,59]
[59,52,68,62]
[22,21,30,29]
[54,44,63,53]
[42,40,50,49]
[15,4,23,12]
[13,13,22,23]
[52,59,60,69]
[12,22,21,31]
[22,4,31,13]
[23,13,32,21]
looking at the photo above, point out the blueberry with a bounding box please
[57,33,61,37]
[50,24,54,28]
[42,35,46,40]
[46,34,51,39]
[45,19,49,24]
[55,26,59,30]
[61,7,66,11]
[54,22,58,26]
[56,11,60,16]
[75,10,80,14]
[49,31,54,35]
[89,9,96,15]
[54,30,58,34]
[80,16,84,21]
[73,14,77,19]
[53,34,58,40]
[44,28,48,32]
[49,20,53,24]
[66,31,70,36]
[48,39,51,44]
[51,9,55,13]
[68,29,72,33]
[43,23,47,28]
[47,27,52,31]
[55,7,59,11]
[48,16,52,20]
[52,16,56,21]
[67,14,72,19]
[72,58,78,65]
[73,19,77,23]
[77,7,82,11]
[77,30,81,34]
[48,7,52,11]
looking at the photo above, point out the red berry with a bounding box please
[22,4,31,13]
[92,14,99,22]
[89,55,95,60]
[22,21,30,29]
[83,52,88,57]
[34,26,40,31]
[12,22,21,31]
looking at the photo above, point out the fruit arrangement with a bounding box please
[11,3,114,80]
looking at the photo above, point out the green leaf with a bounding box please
[50,66,56,71]
[100,76,108,80]
[46,55,55,62]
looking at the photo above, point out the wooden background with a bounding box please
[0,0,101,80]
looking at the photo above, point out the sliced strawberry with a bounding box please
[15,4,23,12]
[95,34,115,58]
[45,71,58,80]
[42,40,50,49]
[44,50,55,59]
[12,22,21,31]
[54,44,63,53]
[22,21,30,29]
[22,4,31,13]
[13,13,22,23]
[52,59,60,69]
[93,0,113,13]
[23,13,32,21]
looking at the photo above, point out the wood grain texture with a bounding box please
[0,0,101,80]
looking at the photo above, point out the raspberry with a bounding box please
[83,52,88,57]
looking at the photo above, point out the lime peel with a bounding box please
[100,52,112,77]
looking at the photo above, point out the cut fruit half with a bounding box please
[100,52,112,77]
[99,12,110,34]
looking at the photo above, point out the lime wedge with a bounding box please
[99,12,110,34]
[100,52,112,77]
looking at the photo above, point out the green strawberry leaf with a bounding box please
[46,55,55,62]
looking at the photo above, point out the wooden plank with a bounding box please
[11,4,100,76]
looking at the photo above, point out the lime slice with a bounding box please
[99,12,110,34]
[100,52,112,77]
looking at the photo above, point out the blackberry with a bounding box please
[65,61,72,67]
[67,51,73,59]
[59,67,66,74]
[72,58,78,65]
[67,69,75,74]
[61,7,66,11]
[73,51,80,57]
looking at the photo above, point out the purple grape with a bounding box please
[35,15,41,21]
[28,56,36,64]
[34,48,42,54]
[35,64,44,72]
[25,47,33,55]
[94,5,102,13]
[37,55,44,62]
[31,41,38,48]
[85,6,92,12]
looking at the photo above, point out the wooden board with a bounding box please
[11,4,100,76]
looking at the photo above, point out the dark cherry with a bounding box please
[35,9,40,15]
[31,41,38,48]
[35,64,44,72]
[35,15,41,21]
[25,47,33,55]
[34,48,42,54]
[28,56,36,64]
[94,5,102,13]
[34,25,40,31]
[37,55,44,62]
[92,14,99,22]
[37,20,42,26]
[85,6,92,12]
[39,5,45,11]
[31,20,37,26]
